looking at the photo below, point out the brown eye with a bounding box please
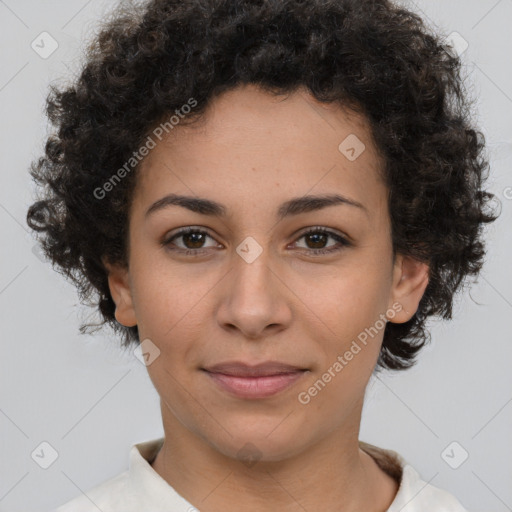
[163,227,220,255]
[304,232,329,249]
[293,228,350,255]
[181,231,208,249]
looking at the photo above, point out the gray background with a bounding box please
[1,0,511,510]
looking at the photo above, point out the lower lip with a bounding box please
[204,370,306,399]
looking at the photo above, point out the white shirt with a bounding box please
[53,438,468,511]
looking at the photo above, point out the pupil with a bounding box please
[308,233,326,249]
[185,232,204,248]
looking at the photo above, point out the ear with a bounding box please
[387,253,430,324]
[102,258,137,328]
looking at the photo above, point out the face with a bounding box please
[105,84,429,463]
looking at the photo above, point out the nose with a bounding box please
[216,247,293,340]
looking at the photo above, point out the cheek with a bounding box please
[304,262,389,331]
[130,257,216,340]
[301,265,390,377]
[130,262,216,384]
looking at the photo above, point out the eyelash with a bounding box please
[162,226,351,257]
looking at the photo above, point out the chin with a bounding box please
[203,422,311,464]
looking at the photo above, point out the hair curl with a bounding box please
[26,0,499,372]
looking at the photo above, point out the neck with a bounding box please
[150,401,399,511]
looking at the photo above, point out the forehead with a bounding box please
[134,84,387,220]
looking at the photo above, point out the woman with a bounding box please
[27,0,498,510]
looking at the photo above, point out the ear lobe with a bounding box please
[387,254,430,324]
[103,258,137,328]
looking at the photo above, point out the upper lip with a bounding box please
[203,361,307,377]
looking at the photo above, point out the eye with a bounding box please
[162,226,351,257]
[162,227,220,256]
[291,227,351,255]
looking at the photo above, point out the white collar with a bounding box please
[125,437,467,511]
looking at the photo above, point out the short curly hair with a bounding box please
[26,0,499,372]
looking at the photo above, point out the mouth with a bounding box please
[201,361,309,399]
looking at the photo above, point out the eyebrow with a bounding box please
[145,193,368,220]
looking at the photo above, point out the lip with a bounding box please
[202,361,308,399]
[203,361,306,377]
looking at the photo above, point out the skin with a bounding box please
[104,83,429,511]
